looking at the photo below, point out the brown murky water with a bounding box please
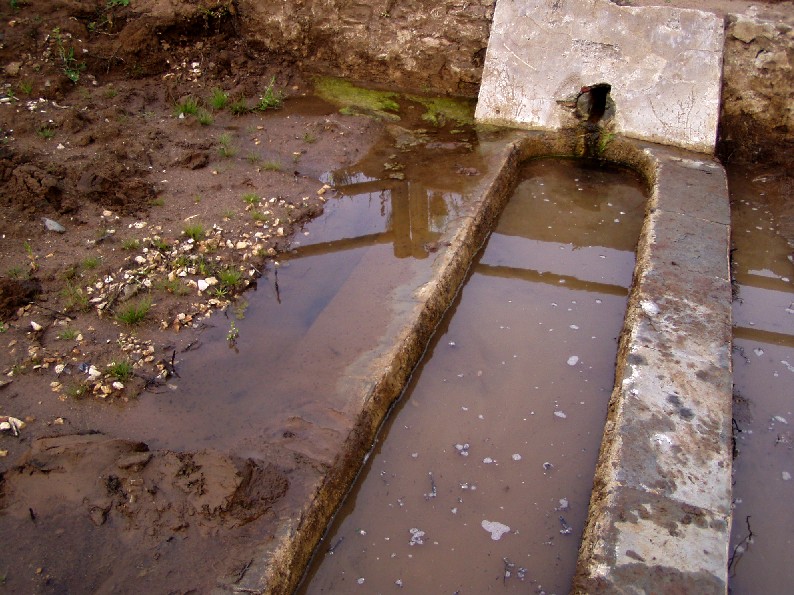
[299,159,647,594]
[77,117,495,462]
[728,165,794,594]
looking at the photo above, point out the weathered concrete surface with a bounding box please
[570,142,733,593]
[475,0,725,152]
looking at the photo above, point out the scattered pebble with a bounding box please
[409,528,425,546]
[567,356,579,366]
[481,520,510,541]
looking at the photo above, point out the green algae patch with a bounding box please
[313,77,400,120]
[407,95,476,127]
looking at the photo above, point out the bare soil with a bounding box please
[0,1,386,591]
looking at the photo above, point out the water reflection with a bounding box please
[291,181,459,260]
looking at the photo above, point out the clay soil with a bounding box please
[0,1,387,592]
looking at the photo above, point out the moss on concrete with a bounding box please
[406,95,476,127]
[313,77,400,120]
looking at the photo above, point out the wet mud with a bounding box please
[300,159,647,594]
[728,164,794,593]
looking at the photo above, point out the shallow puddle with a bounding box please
[81,111,497,462]
[299,159,647,594]
[728,165,794,593]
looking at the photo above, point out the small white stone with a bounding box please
[481,520,510,541]
[112,382,124,390]
[30,321,43,331]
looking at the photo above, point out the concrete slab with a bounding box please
[475,0,725,153]
[570,139,733,594]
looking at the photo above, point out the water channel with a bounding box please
[299,158,647,593]
[728,165,794,594]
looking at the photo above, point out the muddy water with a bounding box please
[299,159,647,594]
[728,166,794,594]
[85,120,496,462]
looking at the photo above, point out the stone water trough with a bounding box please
[225,0,787,592]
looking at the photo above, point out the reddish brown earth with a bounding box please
[0,1,388,591]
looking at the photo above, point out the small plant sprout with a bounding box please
[57,328,79,340]
[150,237,170,252]
[242,192,260,207]
[24,241,38,271]
[261,161,281,172]
[218,266,242,290]
[121,238,140,251]
[115,297,151,326]
[227,320,239,345]
[256,77,284,111]
[61,283,89,312]
[250,210,269,223]
[37,125,56,139]
[107,0,130,7]
[197,109,213,126]
[52,28,85,84]
[6,266,25,280]
[0,322,8,333]
[229,98,249,116]
[65,382,89,399]
[183,223,205,241]
[302,131,317,144]
[107,359,133,382]
[210,88,229,110]
[18,81,33,95]
[217,133,237,158]
[174,96,200,118]
[82,255,101,269]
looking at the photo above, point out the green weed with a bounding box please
[52,28,86,84]
[174,96,200,117]
[229,98,249,116]
[121,238,140,251]
[242,193,259,207]
[82,255,101,269]
[57,327,79,340]
[6,266,26,280]
[115,297,151,325]
[217,267,242,290]
[107,359,133,382]
[209,88,229,110]
[61,283,89,312]
[197,109,213,126]
[183,223,205,241]
[261,161,282,172]
[256,78,284,111]
[217,133,236,158]
[65,381,89,399]
[37,125,56,139]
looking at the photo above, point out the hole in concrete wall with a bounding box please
[576,83,613,124]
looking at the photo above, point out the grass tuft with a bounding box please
[115,297,151,326]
